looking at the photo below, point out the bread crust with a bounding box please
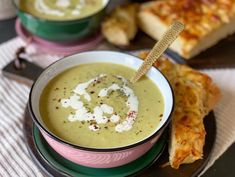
[138,0,235,59]
[139,52,221,169]
[102,4,139,46]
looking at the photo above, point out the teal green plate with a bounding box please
[33,124,167,177]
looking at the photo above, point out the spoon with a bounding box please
[131,21,185,83]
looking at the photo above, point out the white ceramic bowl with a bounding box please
[28,51,174,168]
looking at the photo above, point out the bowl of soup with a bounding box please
[28,51,174,168]
[14,0,109,42]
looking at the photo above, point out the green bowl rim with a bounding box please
[15,0,110,23]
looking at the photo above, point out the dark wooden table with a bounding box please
[0,17,235,177]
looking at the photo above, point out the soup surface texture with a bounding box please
[40,63,164,148]
[20,0,107,21]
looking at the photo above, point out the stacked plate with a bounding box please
[14,0,108,55]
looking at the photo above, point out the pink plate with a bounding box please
[15,18,103,55]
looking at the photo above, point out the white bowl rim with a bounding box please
[28,51,175,152]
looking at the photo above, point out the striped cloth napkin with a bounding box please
[0,37,235,177]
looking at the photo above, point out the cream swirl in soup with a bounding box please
[60,74,139,133]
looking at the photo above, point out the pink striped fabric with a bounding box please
[0,38,45,177]
[0,37,235,176]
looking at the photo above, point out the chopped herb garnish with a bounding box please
[94,125,99,129]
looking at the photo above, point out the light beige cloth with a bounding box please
[0,37,235,177]
[0,0,16,20]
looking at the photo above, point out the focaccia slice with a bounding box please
[102,4,139,46]
[139,52,221,168]
[169,109,206,167]
[138,0,235,59]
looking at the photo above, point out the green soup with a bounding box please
[40,63,164,148]
[20,0,107,21]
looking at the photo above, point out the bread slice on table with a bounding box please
[138,0,235,59]
[102,4,139,46]
[139,52,221,169]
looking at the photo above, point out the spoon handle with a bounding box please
[131,21,184,83]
